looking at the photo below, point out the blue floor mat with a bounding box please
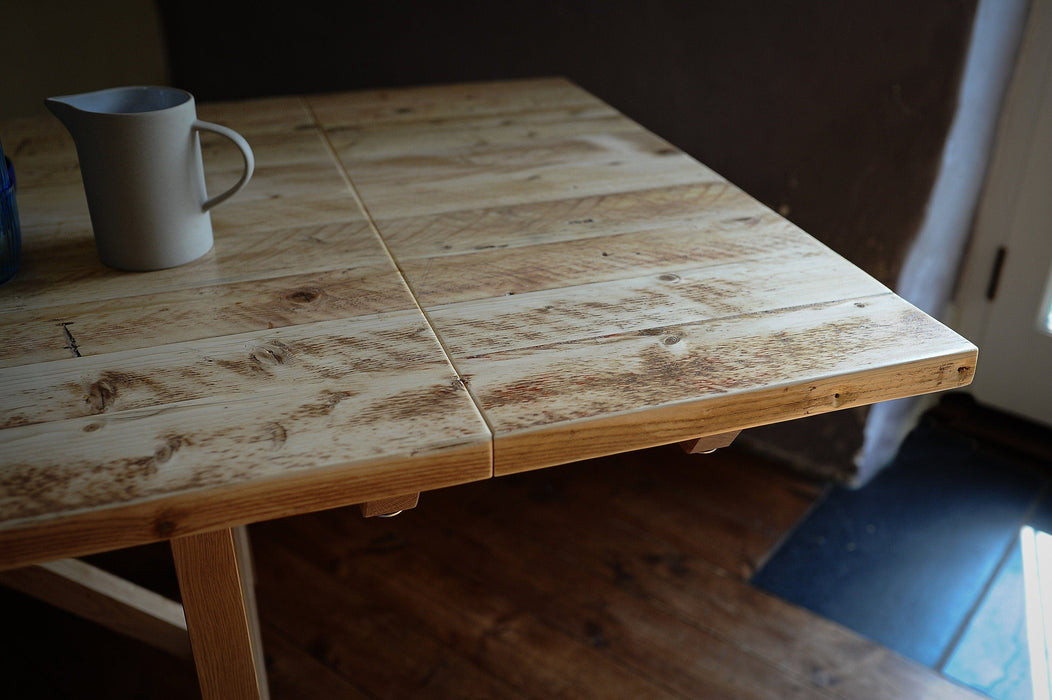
[751,416,1046,669]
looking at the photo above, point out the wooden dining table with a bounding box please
[0,78,976,698]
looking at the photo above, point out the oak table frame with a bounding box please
[0,78,976,698]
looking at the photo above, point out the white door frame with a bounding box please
[954,0,1052,424]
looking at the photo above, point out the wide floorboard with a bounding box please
[0,443,980,698]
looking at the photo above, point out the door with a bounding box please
[955,0,1052,427]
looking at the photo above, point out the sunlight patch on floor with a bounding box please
[1021,526,1052,700]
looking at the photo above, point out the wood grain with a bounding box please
[1,78,975,567]
[681,429,741,453]
[311,77,977,475]
[470,295,974,473]
[359,493,420,517]
[172,527,268,700]
[307,77,608,129]
[0,557,190,658]
[0,92,492,569]
[0,312,491,565]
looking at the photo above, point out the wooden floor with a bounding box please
[0,443,983,698]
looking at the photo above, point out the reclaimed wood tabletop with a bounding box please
[0,94,494,570]
[314,77,977,475]
[0,77,977,699]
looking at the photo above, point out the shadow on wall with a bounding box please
[2,0,169,119]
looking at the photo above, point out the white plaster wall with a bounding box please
[855,0,1032,486]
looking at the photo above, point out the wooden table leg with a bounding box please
[171,527,270,700]
[0,558,191,659]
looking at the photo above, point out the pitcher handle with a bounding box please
[193,120,255,212]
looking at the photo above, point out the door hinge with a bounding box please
[985,246,1007,301]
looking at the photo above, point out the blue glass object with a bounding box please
[1,154,20,284]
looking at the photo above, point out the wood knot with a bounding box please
[262,422,287,449]
[287,288,321,304]
[154,435,189,465]
[84,370,156,413]
[86,378,119,413]
[249,340,292,369]
[663,336,681,345]
[658,273,681,283]
[153,514,178,539]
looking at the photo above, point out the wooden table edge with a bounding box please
[0,438,491,571]
[490,347,977,475]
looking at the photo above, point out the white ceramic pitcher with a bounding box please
[46,86,254,271]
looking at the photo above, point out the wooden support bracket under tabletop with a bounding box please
[360,493,420,518]
[680,430,742,455]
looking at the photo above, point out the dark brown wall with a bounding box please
[158,0,977,477]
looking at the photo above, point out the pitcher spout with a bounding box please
[45,95,82,132]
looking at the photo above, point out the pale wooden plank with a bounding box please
[15,119,345,232]
[204,159,357,210]
[486,346,974,475]
[464,293,969,433]
[0,437,488,571]
[195,95,313,136]
[404,216,813,306]
[16,161,363,237]
[374,181,753,262]
[308,77,606,129]
[427,252,889,357]
[0,557,190,658]
[4,219,380,314]
[324,105,628,162]
[346,129,683,185]
[345,131,717,221]
[454,294,976,474]
[0,116,81,191]
[5,120,370,317]
[172,527,268,700]
[0,264,409,367]
[0,306,491,567]
[13,128,329,192]
[6,96,312,193]
[0,310,453,426]
[199,128,333,174]
[0,374,485,511]
[0,342,490,525]
[13,179,92,233]
[0,85,496,569]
